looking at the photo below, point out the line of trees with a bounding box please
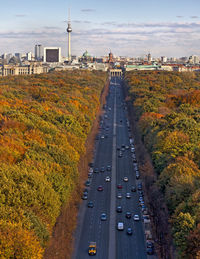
[125,71,200,259]
[0,70,107,258]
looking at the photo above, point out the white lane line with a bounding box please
[108,85,117,259]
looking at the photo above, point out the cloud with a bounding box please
[176,16,183,18]
[81,9,96,13]
[190,16,199,19]
[1,21,200,57]
[15,14,26,17]
[73,20,91,24]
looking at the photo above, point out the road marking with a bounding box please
[108,84,117,259]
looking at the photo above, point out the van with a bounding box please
[117,222,124,230]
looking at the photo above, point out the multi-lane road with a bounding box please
[73,78,152,259]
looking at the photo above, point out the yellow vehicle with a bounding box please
[88,242,97,256]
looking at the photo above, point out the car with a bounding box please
[121,144,125,148]
[118,152,123,158]
[97,185,103,191]
[123,177,128,182]
[146,241,154,255]
[131,147,135,153]
[88,242,97,256]
[127,227,133,235]
[143,215,151,223]
[88,172,92,178]
[126,193,131,199]
[133,214,140,221]
[83,188,88,194]
[141,205,147,212]
[82,194,88,200]
[117,184,123,189]
[100,135,105,139]
[107,165,112,171]
[100,213,107,221]
[137,183,142,190]
[87,201,94,208]
[131,186,136,192]
[138,190,144,196]
[88,162,94,168]
[85,180,91,187]
[100,166,105,172]
[147,247,154,255]
[126,212,132,219]
[139,197,144,202]
[140,201,145,207]
[116,146,121,150]
[105,176,111,182]
[116,206,122,213]
[117,222,124,230]
[117,193,122,199]
[121,147,125,151]
[125,145,129,149]
[94,168,99,173]
[89,167,93,173]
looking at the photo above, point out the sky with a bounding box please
[1,0,200,58]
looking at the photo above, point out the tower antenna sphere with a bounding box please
[67,8,72,62]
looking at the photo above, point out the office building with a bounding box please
[43,47,61,63]
[35,44,43,61]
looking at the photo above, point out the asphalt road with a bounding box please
[73,77,148,259]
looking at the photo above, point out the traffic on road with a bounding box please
[73,78,155,259]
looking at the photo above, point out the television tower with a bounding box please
[67,9,72,62]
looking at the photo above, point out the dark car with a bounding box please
[85,180,91,187]
[146,241,154,255]
[97,185,103,191]
[137,183,142,190]
[87,201,94,208]
[107,165,112,171]
[117,184,123,189]
[126,212,132,219]
[131,186,136,192]
[127,227,133,235]
[100,166,105,172]
[116,206,122,213]
[82,194,88,200]
[94,168,99,173]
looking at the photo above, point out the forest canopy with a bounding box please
[0,70,107,258]
[125,71,200,259]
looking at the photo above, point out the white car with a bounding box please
[133,214,140,221]
[126,193,131,199]
[117,222,124,230]
[117,193,122,199]
[123,177,128,182]
[105,176,111,182]
[89,167,93,173]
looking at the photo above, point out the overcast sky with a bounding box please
[1,0,200,57]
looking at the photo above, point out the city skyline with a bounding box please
[1,0,200,57]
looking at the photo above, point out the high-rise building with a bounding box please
[66,9,72,62]
[15,53,22,61]
[147,53,152,63]
[26,52,32,61]
[35,44,43,61]
[43,47,61,62]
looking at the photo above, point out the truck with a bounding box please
[88,242,97,256]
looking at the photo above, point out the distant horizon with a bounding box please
[1,0,200,57]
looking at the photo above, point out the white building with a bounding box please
[161,56,167,63]
[26,52,32,61]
